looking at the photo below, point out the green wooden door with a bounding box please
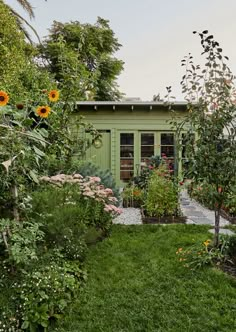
[85,131,111,170]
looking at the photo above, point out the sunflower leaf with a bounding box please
[38,128,49,138]
[33,145,45,157]
[29,170,39,183]
[26,131,47,147]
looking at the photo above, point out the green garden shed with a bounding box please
[75,101,187,186]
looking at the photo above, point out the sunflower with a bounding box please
[36,105,51,118]
[0,91,9,106]
[48,89,59,102]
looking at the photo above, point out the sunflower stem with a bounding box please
[11,184,20,222]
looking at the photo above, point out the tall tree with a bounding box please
[2,0,46,42]
[175,31,236,246]
[0,1,53,102]
[39,17,124,101]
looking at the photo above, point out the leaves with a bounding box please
[29,170,39,183]
[33,145,45,157]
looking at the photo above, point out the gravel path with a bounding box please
[113,207,142,225]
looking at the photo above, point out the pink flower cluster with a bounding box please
[40,173,122,217]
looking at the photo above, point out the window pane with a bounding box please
[161,146,174,157]
[120,159,134,169]
[120,133,134,145]
[141,146,154,158]
[120,146,134,158]
[120,133,134,181]
[161,133,174,145]
[141,133,154,145]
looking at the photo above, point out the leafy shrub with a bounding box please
[133,155,173,190]
[176,236,231,270]
[144,165,178,217]
[225,187,236,216]
[30,186,89,261]
[30,174,121,257]
[16,259,86,331]
[189,182,236,216]
[122,185,145,207]
[188,182,215,209]
[133,166,152,190]
[75,161,120,203]
[0,249,87,331]
[0,219,44,267]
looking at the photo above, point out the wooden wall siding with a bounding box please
[76,110,182,131]
[72,106,187,185]
[111,129,116,179]
[85,131,111,170]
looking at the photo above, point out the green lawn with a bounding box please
[55,225,236,332]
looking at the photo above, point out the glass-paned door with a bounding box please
[140,132,155,165]
[161,133,175,171]
[120,133,134,182]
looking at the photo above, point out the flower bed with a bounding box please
[141,212,186,224]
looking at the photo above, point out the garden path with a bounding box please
[114,190,234,235]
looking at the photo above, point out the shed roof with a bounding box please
[76,101,187,111]
[76,101,187,106]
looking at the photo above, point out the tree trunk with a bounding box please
[11,184,20,222]
[214,208,220,247]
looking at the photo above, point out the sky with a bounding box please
[6,0,236,101]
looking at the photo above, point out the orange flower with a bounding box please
[36,105,51,118]
[48,89,59,102]
[0,90,9,106]
[176,248,183,254]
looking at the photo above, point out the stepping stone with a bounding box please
[186,219,197,225]
[208,228,235,236]
[188,217,213,225]
[185,211,205,217]
[181,201,190,206]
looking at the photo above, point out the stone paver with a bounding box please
[209,228,235,236]
[180,189,229,227]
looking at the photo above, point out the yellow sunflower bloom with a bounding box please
[36,105,51,118]
[48,90,59,102]
[0,90,9,106]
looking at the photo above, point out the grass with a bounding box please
[55,224,236,332]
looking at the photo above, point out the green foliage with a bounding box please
[225,187,236,216]
[133,155,163,189]
[122,185,144,207]
[173,30,236,246]
[56,225,236,332]
[189,181,215,209]
[39,17,124,101]
[29,186,88,260]
[0,1,29,94]
[0,219,44,267]
[77,161,120,202]
[17,260,85,331]
[144,165,179,217]
[189,182,236,217]
[30,182,115,257]
[0,89,56,219]
[177,236,231,270]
